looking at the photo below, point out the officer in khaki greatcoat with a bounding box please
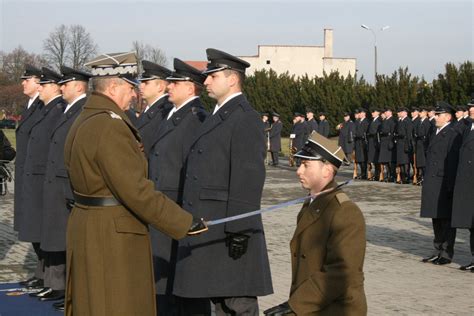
[265,132,367,316]
[63,52,206,316]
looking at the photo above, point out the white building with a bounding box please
[239,29,356,78]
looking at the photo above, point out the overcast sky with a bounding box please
[0,0,472,83]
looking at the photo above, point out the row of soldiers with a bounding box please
[13,49,274,315]
[337,105,472,184]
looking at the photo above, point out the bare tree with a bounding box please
[68,25,98,70]
[132,41,168,73]
[1,46,47,84]
[43,24,69,71]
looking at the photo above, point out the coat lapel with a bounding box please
[50,98,85,137]
[136,96,170,129]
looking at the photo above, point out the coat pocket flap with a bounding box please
[56,168,69,178]
[199,188,229,201]
[114,216,148,235]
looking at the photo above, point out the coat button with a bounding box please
[293,253,297,257]
[193,176,198,180]
[191,149,194,153]
[301,254,306,259]
[188,201,193,206]
[198,149,203,154]
[185,174,189,179]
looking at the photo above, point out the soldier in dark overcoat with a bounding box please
[394,108,413,183]
[420,102,462,265]
[453,105,470,135]
[14,65,45,288]
[265,133,366,316]
[269,112,282,166]
[378,108,397,182]
[17,68,66,296]
[305,108,318,134]
[174,49,273,315]
[354,109,369,179]
[39,67,91,306]
[317,112,330,137]
[147,58,208,315]
[413,108,431,185]
[451,103,474,271]
[367,109,381,180]
[338,112,354,161]
[136,60,174,155]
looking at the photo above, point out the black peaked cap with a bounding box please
[203,48,250,75]
[59,66,92,84]
[21,64,42,79]
[139,60,173,81]
[39,67,63,84]
[167,58,206,85]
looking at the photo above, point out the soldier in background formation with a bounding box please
[269,112,282,166]
[337,112,355,162]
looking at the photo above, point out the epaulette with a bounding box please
[107,111,122,120]
[335,192,350,205]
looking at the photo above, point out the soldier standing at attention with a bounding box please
[367,108,381,180]
[413,107,431,185]
[420,102,462,266]
[451,101,474,272]
[63,52,206,315]
[378,108,397,182]
[338,112,355,162]
[305,107,318,134]
[354,108,369,179]
[136,60,174,155]
[269,112,283,166]
[147,58,208,315]
[174,48,273,316]
[264,132,366,316]
[317,112,330,137]
[394,107,413,184]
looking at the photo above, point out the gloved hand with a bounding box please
[66,199,75,211]
[187,217,208,236]
[263,301,293,316]
[226,233,249,259]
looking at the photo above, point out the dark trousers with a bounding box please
[43,251,66,290]
[32,242,44,280]
[360,163,367,179]
[432,218,457,259]
[271,152,279,166]
[470,228,474,260]
[175,296,258,316]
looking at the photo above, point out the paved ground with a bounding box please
[1,162,473,315]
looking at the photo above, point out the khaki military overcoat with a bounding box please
[63,92,192,316]
[288,181,367,316]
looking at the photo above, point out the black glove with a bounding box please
[264,302,293,316]
[226,233,249,260]
[187,217,208,236]
[66,199,75,211]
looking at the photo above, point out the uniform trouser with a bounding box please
[432,218,457,259]
[43,251,66,290]
[360,162,367,178]
[176,296,258,316]
[398,164,410,182]
[271,152,279,165]
[470,228,474,261]
[32,242,44,280]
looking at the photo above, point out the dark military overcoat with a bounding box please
[367,117,381,163]
[317,119,330,137]
[354,118,369,162]
[451,125,474,228]
[14,97,43,231]
[395,117,413,165]
[269,120,282,152]
[420,123,462,219]
[288,181,367,315]
[173,94,273,298]
[338,120,355,156]
[147,98,207,294]
[63,92,192,316]
[136,95,173,156]
[378,117,396,163]
[17,96,65,242]
[292,122,306,151]
[307,118,318,134]
[40,97,85,251]
[414,118,431,168]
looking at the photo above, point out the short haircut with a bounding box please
[92,77,124,92]
[223,69,245,89]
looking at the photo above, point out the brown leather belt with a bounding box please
[73,193,121,207]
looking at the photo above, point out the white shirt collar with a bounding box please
[212,92,242,115]
[64,94,86,113]
[45,94,62,106]
[167,95,199,120]
[144,94,168,113]
[27,93,39,109]
[436,122,450,134]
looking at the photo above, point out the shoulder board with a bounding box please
[107,111,122,120]
[335,192,350,205]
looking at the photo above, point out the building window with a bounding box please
[266,60,271,65]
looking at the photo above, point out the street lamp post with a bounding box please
[361,24,390,84]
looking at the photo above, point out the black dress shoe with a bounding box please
[54,302,65,312]
[21,277,44,288]
[53,300,64,308]
[460,262,474,271]
[433,257,452,265]
[29,287,52,297]
[421,255,438,263]
[39,289,65,301]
